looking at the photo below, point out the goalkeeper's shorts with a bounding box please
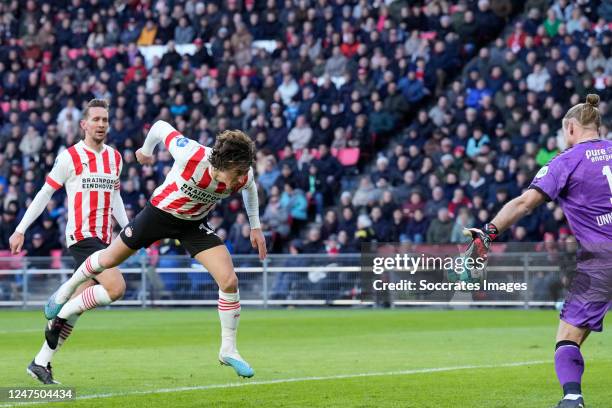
[560,271,612,332]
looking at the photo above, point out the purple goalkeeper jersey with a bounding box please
[530,139,612,270]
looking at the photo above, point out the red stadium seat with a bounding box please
[102,47,118,59]
[0,250,24,270]
[0,102,9,113]
[336,148,360,166]
[420,32,437,40]
[67,49,82,59]
[50,249,63,269]
[293,149,303,161]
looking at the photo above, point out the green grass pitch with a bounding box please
[1,309,610,407]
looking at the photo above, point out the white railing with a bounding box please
[0,251,567,309]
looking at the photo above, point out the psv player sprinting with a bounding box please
[9,99,129,384]
[464,94,610,408]
[44,120,267,378]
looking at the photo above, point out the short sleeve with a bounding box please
[529,154,571,201]
[45,151,71,190]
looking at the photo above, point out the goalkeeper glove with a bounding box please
[462,223,499,261]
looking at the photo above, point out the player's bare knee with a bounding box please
[105,279,126,301]
[556,322,588,345]
[98,251,115,269]
[220,274,238,292]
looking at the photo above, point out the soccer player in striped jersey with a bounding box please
[44,120,267,378]
[9,99,129,384]
[464,95,610,408]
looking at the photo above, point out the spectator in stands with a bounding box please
[287,115,312,150]
[0,210,18,250]
[233,224,256,255]
[280,182,308,237]
[536,136,560,166]
[270,239,307,300]
[466,127,491,158]
[0,0,606,257]
[426,208,454,244]
[405,208,429,244]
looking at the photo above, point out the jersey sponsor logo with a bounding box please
[176,137,190,147]
[535,166,548,178]
[585,148,612,163]
[81,175,116,190]
[596,211,612,227]
[181,183,223,203]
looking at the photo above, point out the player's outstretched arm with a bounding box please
[112,191,129,229]
[241,175,267,260]
[489,188,546,233]
[10,154,70,254]
[462,188,547,260]
[137,120,200,166]
[111,154,129,228]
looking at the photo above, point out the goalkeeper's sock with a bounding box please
[555,340,584,398]
[56,251,105,303]
[218,290,241,354]
[57,285,112,319]
[34,314,80,366]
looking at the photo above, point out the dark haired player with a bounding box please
[43,120,266,378]
[9,99,129,384]
[464,95,610,408]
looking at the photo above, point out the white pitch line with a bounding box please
[0,360,548,407]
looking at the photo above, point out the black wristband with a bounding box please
[483,223,499,241]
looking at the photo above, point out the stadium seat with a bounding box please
[50,249,63,269]
[335,148,360,167]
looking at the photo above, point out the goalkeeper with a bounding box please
[464,94,610,408]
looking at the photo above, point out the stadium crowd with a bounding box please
[0,0,610,269]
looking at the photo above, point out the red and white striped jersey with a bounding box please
[46,141,124,246]
[142,121,256,222]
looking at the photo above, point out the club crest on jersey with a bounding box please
[176,137,189,147]
[535,166,548,178]
[124,226,133,237]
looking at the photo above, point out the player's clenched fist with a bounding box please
[9,231,25,255]
[135,148,155,165]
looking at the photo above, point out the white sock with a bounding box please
[56,251,105,303]
[218,290,240,354]
[34,314,80,366]
[58,285,112,319]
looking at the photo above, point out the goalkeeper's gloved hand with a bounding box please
[462,223,499,261]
